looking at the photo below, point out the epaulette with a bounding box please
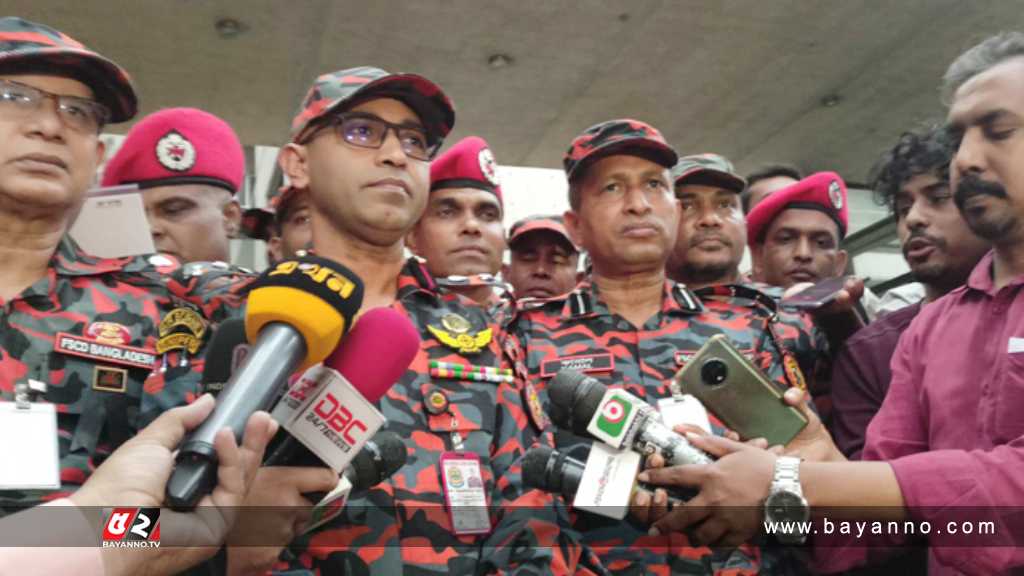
[567,288,594,317]
[694,283,779,316]
[671,283,705,313]
[111,253,182,289]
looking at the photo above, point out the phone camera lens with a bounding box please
[701,359,728,386]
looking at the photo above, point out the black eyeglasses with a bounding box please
[0,79,110,133]
[301,112,442,161]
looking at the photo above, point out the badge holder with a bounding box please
[439,419,491,536]
[0,380,60,490]
[656,380,712,434]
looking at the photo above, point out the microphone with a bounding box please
[199,319,248,397]
[265,307,420,472]
[302,429,409,533]
[548,369,713,466]
[522,445,683,510]
[344,429,407,491]
[166,255,364,510]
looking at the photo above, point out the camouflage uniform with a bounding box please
[139,261,255,425]
[0,238,195,512]
[273,258,596,575]
[503,278,821,575]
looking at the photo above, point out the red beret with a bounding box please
[746,171,848,244]
[102,107,244,194]
[430,136,502,206]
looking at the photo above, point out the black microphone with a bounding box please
[548,369,712,466]
[166,255,364,510]
[301,429,408,503]
[199,319,248,397]
[522,445,682,508]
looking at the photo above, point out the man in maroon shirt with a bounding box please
[638,32,1024,575]
[831,126,990,460]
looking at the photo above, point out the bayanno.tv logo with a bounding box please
[101,507,161,548]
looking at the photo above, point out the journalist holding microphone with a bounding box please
[638,33,1024,576]
[0,395,276,576]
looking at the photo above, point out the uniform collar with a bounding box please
[51,235,127,277]
[561,278,703,318]
[398,257,441,299]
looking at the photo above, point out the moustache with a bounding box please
[954,174,1007,209]
[690,233,732,247]
[901,231,946,259]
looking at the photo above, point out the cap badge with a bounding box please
[156,130,196,172]
[478,148,500,186]
[828,180,843,210]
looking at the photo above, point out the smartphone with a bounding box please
[673,334,807,446]
[780,275,850,310]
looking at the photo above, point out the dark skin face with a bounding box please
[268,191,313,262]
[894,173,990,300]
[753,209,848,288]
[507,230,579,299]
[947,57,1024,250]
[406,187,505,277]
[565,155,679,277]
[667,183,746,287]
[0,74,105,216]
[280,98,431,248]
[142,183,241,263]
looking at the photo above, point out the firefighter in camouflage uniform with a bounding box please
[138,66,598,575]
[502,119,822,575]
[0,17,248,515]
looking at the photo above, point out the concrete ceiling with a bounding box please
[11,1,1024,183]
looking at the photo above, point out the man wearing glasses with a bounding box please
[143,67,587,574]
[0,17,205,517]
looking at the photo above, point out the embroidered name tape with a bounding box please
[541,353,614,378]
[55,332,157,370]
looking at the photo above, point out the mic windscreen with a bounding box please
[346,430,408,491]
[200,319,247,395]
[549,369,606,435]
[324,307,421,404]
[245,255,365,370]
[522,445,556,491]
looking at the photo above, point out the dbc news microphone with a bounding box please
[522,445,683,511]
[166,256,364,510]
[199,318,248,397]
[548,369,713,466]
[265,307,420,473]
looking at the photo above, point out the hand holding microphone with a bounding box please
[167,255,364,510]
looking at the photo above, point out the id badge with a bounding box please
[439,452,491,535]
[656,394,712,434]
[0,402,60,490]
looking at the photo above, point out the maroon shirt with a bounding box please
[830,302,922,459]
[823,252,1024,574]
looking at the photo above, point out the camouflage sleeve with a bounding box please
[478,330,609,576]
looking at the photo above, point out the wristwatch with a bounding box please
[764,456,810,544]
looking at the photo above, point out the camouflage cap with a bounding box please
[508,214,577,252]
[671,153,746,193]
[563,119,677,182]
[0,17,137,123]
[240,185,302,241]
[290,66,455,144]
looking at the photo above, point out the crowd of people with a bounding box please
[0,14,1022,576]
